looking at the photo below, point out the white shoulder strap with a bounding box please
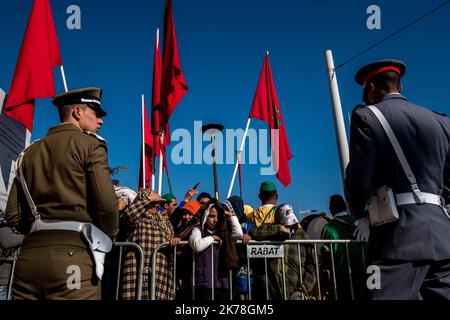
[15,141,41,220]
[367,105,425,204]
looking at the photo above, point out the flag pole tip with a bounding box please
[266,50,269,56]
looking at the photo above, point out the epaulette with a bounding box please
[352,104,365,113]
[433,111,447,117]
[83,130,106,143]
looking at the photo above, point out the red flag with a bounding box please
[249,54,293,187]
[151,28,170,157]
[4,0,62,132]
[160,0,188,129]
[139,100,153,190]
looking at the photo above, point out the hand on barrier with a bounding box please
[211,235,222,246]
[170,237,181,247]
[242,234,252,245]
[354,216,370,241]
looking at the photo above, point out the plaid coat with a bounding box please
[250,224,317,299]
[120,197,175,300]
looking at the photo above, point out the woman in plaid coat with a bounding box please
[121,189,179,300]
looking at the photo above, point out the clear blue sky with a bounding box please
[1,0,450,216]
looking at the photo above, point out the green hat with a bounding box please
[53,87,107,117]
[260,181,277,193]
[161,192,176,203]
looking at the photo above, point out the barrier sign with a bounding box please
[247,245,284,258]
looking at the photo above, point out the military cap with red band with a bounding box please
[355,59,406,86]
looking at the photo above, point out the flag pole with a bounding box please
[227,117,251,198]
[141,94,146,188]
[158,132,164,195]
[60,65,68,92]
[324,50,349,186]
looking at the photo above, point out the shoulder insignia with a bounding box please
[83,131,107,143]
[433,111,447,117]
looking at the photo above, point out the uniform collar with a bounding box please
[47,123,82,136]
[380,92,407,102]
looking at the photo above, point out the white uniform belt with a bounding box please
[396,192,442,206]
[30,220,85,234]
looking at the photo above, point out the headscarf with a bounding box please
[275,203,299,226]
[114,186,137,204]
[199,200,238,271]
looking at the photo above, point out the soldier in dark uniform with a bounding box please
[345,60,450,299]
[5,87,119,299]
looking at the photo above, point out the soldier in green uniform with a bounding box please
[5,87,119,300]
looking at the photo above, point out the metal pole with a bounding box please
[192,249,196,300]
[227,118,251,198]
[141,94,146,188]
[60,65,68,92]
[345,243,355,300]
[158,133,164,195]
[313,244,322,300]
[297,243,305,300]
[247,255,252,300]
[330,244,338,300]
[211,244,215,300]
[264,257,269,299]
[115,246,123,300]
[324,50,349,185]
[211,132,219,201]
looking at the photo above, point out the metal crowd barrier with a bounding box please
[149,239,368,301]
[2,243,144,301]
[111,242,145,300]
[0,248,20,300]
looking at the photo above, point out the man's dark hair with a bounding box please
[369,71,401,92]
[57,104,87,122]
[197,192,212,201]
[259,190,277,201]
[329,194,347,215]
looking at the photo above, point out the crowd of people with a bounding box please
[96,181,366,301]
[1,58,450,300]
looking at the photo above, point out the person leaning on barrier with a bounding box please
[345,59,450,299]
[5,87,119,300]
[189,200,243,300]
[249,204,317,300]
[320,194,367,300]
[120,188,179,300]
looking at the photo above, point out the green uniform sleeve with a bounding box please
[86,140,119,238]
[5,179,30,233]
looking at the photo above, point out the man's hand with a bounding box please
[147,190,164,203]
[224,210,235,218]
[117,197,127,210]
[242,234,252,245]
[211,235,222,245]
[354,217,370,241]
[183,188,198,203]
[170,237,181,247]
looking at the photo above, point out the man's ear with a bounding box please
[398,84,403,93]
[72,105,83,121]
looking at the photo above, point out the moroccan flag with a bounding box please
[139,100,153,190]
[249,53,293,187]
[160,0,188,129]
[4,0,62,132]
[151,28,170,158]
